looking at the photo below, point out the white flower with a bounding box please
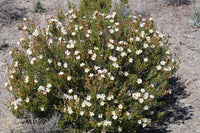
[76,56,80,60]
[46,83,52,88]
[97,122,101,127]
[118,127,122,132]
[144,58,148,62]
[86,95,91,101]
[87,102,92,107]
[94,65,100,70]
[68,89,73,93]
[89,112,94,117]
[110,19,114,23]
[71,32,76,36]
[100,101,105,106]
[107,43,114,49]
[143,43,148,48]
[88,50,93,54]
[33,29,39,37]
[136,49,143,55]
[160,61,166,65]
[26,49,32,55]
[166,50,170,55]
[129,58,133,63]
[89,73,94,77]
[46,67,50,71]
[140,23,145,27]
[137,78,142,84]
[57,62,62,67]
[139,98,144,103]
[111,111,116,115]
[138,120,142,124]
[14,105,18,110]
[129,38,134,42]
[14,61,18,67]
[114,28,119,32]
[96,94,101,99]
[144,105,149,110]
[59,71,64,75]
[142,123,147,128]
[85,68,89,73]
[87,29,92,34]
[127,49,132,53]
[80,63,85,67]
[99,94,105,100]
[34,79,38,83]
[151,44,155,48]
[81,101,86,107]
[110,76,114,81]
[109,39,114,43]
[146,36,151,42]
[150,95,155,99]
[24,76,29,83]
[30,57,36,64]
[112,62,119,68]
[118,104,123,109]
[109,29,114,34]
[112,115,117,120]
[86,34,90,38]
[67,76,71,81]
[64,63,68,68]
[156,65,162,70]
[38,86,45,92]
[150,111,154,115]
[26,97,29,102]
[40,107,45,111]
[80,111,84,116]
[136,37,140,41]
[91,53,97,60]
[149,29,153,33]
[98,114,103,118]
[115,22,119,25]
[46,88,51,93]
[124,71,129,76]
[48,59,52,64]
[65,50,71,56]
[140,88,145,93]
[67,107,73,114]
[121,52,127,57]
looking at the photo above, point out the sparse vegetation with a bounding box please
[34,0,46,13]
[192,5,200,27]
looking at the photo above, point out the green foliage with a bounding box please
[6,7,178,132]
[79,0,112,14]
[34,0,45,13]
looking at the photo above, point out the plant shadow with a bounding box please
[0,43,9,50]
[139,76,193,133]
[164,0,192,6]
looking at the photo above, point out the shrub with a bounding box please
[5,8,177,132]
[191,5,200,27]
[34,0,46,13]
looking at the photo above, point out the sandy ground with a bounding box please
[0,0,200,132]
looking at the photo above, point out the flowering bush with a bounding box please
[5,8,177,132]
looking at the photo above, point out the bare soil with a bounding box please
[0,0,200,132]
